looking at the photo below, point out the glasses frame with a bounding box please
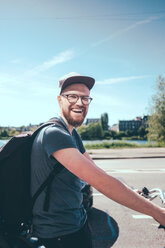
[61,94,93,105]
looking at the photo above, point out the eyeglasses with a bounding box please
[61,94,93,105]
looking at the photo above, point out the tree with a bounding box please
[87,123,104,140]
[0,129,9,137]
[138,126,148,138]
[77,125,89,140]
[77,123,104,140]
[147,75,165,142]
[8,128,19,137]
[101,113,109,131]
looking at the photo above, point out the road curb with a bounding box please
[87,147,165,160]
[92,156,165,160]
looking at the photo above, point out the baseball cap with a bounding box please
[59,72,95,94]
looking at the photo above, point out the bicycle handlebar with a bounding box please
[135,187,165,230]
[141,187,165,207]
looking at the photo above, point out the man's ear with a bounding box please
[57,95,62,106]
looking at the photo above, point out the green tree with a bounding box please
[87,123,104,139]
[77,125,89,140]
[8,128,19,137]
[110,130,118,139]
[147,75,165,141]
[103,130,118,139]
[77,123,104,140]
[138,126,148,138]
[101,113,109,131]
[0,129,9,137]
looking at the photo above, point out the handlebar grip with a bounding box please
[158,224,165,230]
[142,187,150,195]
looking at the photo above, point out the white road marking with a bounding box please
[151,223,159,227]
[106,169,165,174]
[112,169,137,173]
[132,214,152,219]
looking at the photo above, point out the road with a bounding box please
[88,158,165,248]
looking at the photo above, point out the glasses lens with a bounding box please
[82,96,91,105]
[67,94,78,103]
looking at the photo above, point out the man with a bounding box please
[31,72,165,248]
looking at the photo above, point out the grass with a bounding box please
[84,141,165,149]
[85,141,138,149]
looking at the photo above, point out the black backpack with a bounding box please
[0,118,67,238]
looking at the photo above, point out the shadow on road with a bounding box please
[88,207,119,248]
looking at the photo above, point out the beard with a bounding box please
[62,106,87,127]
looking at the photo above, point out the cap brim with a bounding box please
[59,75,95,93]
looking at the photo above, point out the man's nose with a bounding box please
[76,97,83,105]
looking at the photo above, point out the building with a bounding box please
[85,118,100,125]
[110,116,149,132]
[119,119,141,132]
[110,124,119,132]
[141,115,148,128]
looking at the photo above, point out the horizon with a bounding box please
[0,0,165,127]
[0,114,148,128]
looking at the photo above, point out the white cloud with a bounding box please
[96,75,149,85]
[92,16,161,47]
[0,72,59,99]
[27,49,75,75]
[0,49,75,97]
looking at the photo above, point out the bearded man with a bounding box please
[31,72,165,248]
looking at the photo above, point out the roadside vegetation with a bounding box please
[147,75,165,143]
[0,125,38,140]
[84,141,165,150]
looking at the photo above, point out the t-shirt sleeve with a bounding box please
[43,126,77,158]
[73,129,86,154]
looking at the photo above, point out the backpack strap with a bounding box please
[31,162,64,210]
[32,117,69,141]
[31,117,70,212]
[0,118,68,160]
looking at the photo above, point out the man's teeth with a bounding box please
[72,109,83,113]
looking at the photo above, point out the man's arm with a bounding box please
[83,151,95,163]
[53,148,165,226]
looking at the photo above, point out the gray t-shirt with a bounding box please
[31,117,86,238]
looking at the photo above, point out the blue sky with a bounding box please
[0,0,165,127]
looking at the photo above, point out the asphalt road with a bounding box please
[89,158,165,248]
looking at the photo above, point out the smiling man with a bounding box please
[31,72,165,248]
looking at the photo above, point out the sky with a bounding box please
[0,0,165,127]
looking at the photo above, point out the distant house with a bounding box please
[110,124,119,132]
[119,119,141,132]
[110,116,149,132]
[85,118,100,125]
[141,115,148,128]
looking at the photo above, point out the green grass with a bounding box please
[84,141,165,149]
[146,141,165,148]
[85,141,138,149]
[0,137,10,140]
